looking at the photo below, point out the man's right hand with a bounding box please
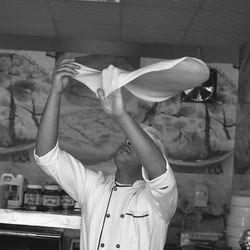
[35,58,80,156]
[51,58,80,93]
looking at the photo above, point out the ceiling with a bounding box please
[0,0,250,63]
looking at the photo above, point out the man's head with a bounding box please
[114,124,165,182]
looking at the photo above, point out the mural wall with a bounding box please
[0,49,240,236]
[233,55,250,193]
[0,50,55,163]
[234,56,250,175]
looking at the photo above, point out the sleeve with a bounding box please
[142,157,178,222]
[34,142,104,206]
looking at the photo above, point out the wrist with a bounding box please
[51,85,64,95]
[115,111,130,123]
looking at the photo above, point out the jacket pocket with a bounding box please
[125,210,149,218]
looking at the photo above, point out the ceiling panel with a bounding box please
[50,1,120,24]
[184,31,250,48]
[122,25,184,44]
[123,6,194,31]
[190,11,250,36]
[0,0,51,20]
[123,0,203,9]
[201,0,250,13]
[0,18,57,37]
[57,21,120,39]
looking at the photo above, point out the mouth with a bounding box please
[119,145,130,154]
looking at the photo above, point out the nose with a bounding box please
[125,139,132,147]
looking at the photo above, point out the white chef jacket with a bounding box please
[34,142,178,250]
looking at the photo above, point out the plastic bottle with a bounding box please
[0,173,25,209]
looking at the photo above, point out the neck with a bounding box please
[115,168,143,185]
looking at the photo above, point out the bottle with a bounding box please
[24,185,43,211]
[0,173,25,209]
[0,184,8,208]
[60,190,75,212]
[43,185,61,211]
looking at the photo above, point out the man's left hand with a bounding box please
[97,88,126,120]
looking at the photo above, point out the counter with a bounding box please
[0,209,81,229]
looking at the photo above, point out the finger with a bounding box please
[54,68,78,77]
[55,66,78,73]
[56,58,75,67]
[97,88,105,101]
[55,64,79,73]
[59,61,80,70]
[59,60,78,66]
[59,58,75,64]
[56,72,75,79]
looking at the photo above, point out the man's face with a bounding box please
[114,138,141,168]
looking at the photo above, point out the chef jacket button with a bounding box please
[113,187,117,191]
[106,213,110,218]
[116,244,120,248]
[100,243,105,247]
[120,214,124,218]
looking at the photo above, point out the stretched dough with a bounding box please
[73,57,209,102]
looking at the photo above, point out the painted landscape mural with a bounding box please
[234,55,250,175]
[0,49,240,237]
[0,50,55,162]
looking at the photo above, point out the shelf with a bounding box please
[0,209,81,229]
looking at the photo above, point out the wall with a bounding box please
[232,40,250,191]
[0,49,240,245]
[233,55,250,192]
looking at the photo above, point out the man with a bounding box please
[34,58,178,250]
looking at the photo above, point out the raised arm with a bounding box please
[97,88,166,180]
[35,59,79,156]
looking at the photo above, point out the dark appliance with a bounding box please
[0,223,80,250]
[181,68,217,103]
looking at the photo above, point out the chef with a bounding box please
[34,56,205,250]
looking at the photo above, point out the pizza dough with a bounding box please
[73,56,210,102]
